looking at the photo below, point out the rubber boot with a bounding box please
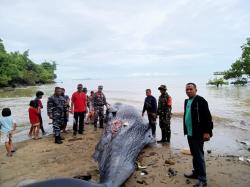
[99,119,104,128]
[157,128,167,143]
[94,123,97,131]
[166,132,171,143]
[151,124,156,138]
[55,136,63,144]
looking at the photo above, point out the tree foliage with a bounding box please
[207,78,228,87]
[0,39,56,87]
[224,38,250,85]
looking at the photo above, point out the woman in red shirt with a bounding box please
[28,100,40,140]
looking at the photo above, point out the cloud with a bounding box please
[0,0,249,79]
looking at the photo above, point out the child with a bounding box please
[28,100,40,140]
[0,108,17,157]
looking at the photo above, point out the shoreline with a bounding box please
[0,82,56,92]
[1,125,250,187]
[3,115,250,157]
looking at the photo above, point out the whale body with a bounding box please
[21,104,154,187]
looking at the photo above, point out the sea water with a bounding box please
[0,77,249,156]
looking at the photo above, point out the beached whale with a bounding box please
[20,103,154,187]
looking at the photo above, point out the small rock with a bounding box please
[168,168,177,177]
[140,170,148,176]
[239,156,245,162]
[149,152,157,156]
[207,150,212,154]
[185,179,191,184]
[137,180,147,185]
[165,159,175,165]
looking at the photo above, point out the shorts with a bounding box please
[0,133,11,143]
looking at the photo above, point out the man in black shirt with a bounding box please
[142,89,157,137]
[183,83,213,187]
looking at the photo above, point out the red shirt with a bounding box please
[29,107,40,124]
[71,91,87,112]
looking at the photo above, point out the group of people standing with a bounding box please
[43,84,108,144]
[1,82,213,187]
[142,83,213,187]
[142,84,172,143]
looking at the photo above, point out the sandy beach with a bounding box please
[1,124,250,187]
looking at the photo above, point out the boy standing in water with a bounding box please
[0,108,17,157]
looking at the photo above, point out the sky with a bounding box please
[0,0,249,80]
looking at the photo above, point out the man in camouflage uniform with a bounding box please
[47,87,68,144]
[157,85,172,143]
[93,85,108,129]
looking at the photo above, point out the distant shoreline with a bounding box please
[0,82,56,91]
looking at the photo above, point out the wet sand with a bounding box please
[1,125,250,187]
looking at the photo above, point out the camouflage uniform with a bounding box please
[62,95,70,129]
[93,92,107,128]
[157,92,172,142]
[47,95,67,138]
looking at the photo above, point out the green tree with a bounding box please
[224,38,250,85]
[0,39,56,87]
[207,78,228,88]
[0,38,6,53]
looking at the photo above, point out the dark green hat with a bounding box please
[158,85,167,90]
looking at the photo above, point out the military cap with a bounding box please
[158,85,167,90]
